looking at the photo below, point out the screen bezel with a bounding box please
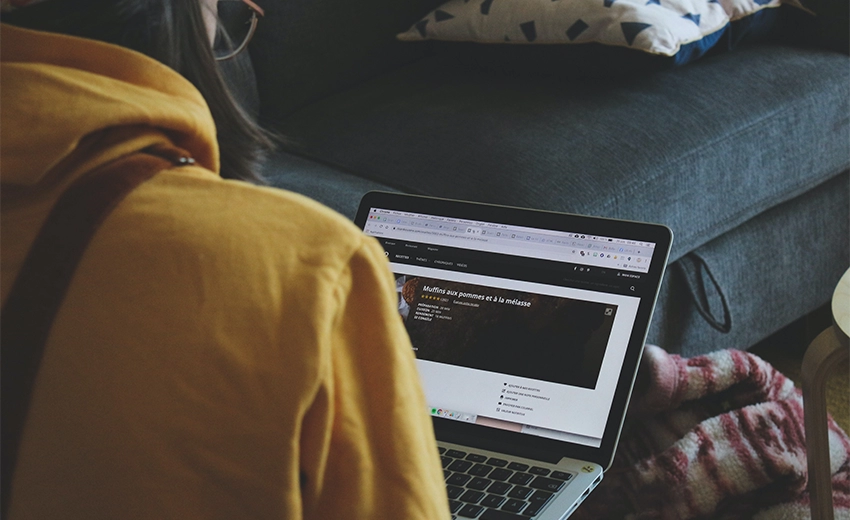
[355,191,673,469]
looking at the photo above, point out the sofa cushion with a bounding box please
[397,0,806,66]
[272,42,849,261]
[262,149,399,219]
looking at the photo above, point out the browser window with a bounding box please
[364,207,660,448]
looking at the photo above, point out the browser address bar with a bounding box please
[390,225,489,243]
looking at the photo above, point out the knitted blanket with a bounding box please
[573,346,850,520]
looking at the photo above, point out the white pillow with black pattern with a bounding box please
[398,0,807,63]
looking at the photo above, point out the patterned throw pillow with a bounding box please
[398,0,808,65]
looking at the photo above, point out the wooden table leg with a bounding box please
[802,326,849,520]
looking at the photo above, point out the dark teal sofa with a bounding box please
[240,0,850,357]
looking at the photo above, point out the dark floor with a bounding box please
[749,304,849,433]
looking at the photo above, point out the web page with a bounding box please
[365,208,656,448]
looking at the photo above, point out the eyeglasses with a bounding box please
[213,0,264,61]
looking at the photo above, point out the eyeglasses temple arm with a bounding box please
[241,0,264,16]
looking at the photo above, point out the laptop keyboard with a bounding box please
[438,446,574,519]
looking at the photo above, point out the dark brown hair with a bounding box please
[2,0,274,184]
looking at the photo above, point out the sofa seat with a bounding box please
[269,43,848,262]
[265,148,399,218]
[263,41,849,355]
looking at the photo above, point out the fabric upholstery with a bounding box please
[247,0,445,118]
[263,149,399,220]
[248,1,849,357]
[649,171,850,355]
[271,42,850,262]
[266,161,849,355]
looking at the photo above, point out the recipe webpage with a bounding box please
[394,266,639,447]
[364,209,653,448]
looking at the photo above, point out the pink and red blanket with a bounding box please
[574,345,850,519]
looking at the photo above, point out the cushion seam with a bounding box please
[672,167,849,260]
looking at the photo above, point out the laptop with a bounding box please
[354,192,673,520]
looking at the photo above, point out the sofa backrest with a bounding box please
[248,0,444,122]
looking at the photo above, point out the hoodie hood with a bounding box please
[1,23,219,186]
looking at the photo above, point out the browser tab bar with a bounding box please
[365,208,656,274]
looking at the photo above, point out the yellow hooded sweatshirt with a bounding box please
[0,24,449,519]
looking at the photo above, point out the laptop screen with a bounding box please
[356,192,672,466]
